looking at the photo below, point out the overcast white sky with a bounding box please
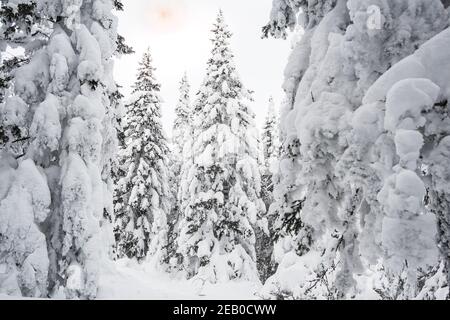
[114,0,290,138]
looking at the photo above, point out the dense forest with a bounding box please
[1,0,450,300]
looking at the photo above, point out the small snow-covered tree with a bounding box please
[110,85,127,259]
[167,73,191,266]
[261,96,280,206]
[177,11,266,283]
[257,96,280,281]
[172,73,191,161]
[165,149,181,268]
[171,73,191,218]
[105,1,134,257]
[114,49,170,266]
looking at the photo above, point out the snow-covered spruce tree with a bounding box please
[177,11,266,283]
[257,96,280,282]
[171,74,191,220]
[172,73,191,161]
[335,0,448,299]
[110,62,133,237]
[166,73,191,267]
[165,148,180,268]
[340,0,449,299]
[110,84,128,259]
[105,2,134,258]
[261,0,349,300]
[114,49,170,266]
[1,0,121,299]
[261,96,280,207]
[176,91,197,272]
[260,0,449,299]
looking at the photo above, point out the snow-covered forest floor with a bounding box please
[97,260,260,300]
[1,259,261,300]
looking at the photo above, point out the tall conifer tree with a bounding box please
[114,49,170,266]
[177,11,266,282]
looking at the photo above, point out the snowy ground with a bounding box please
[1,259,261,300]
[97,259,261,300]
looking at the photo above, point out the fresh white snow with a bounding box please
[97,259,260,300]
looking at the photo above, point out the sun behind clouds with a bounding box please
[147,0,189,33]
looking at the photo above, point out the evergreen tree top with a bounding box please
[199,11,251,103]
[264,96,279,128]
[192,11,255,131]
[176,73,190,107]
[178,72,190,101]
[208,11,234,68]
[173,72,191,132]
[267,96,275,117]
[132,48,160,93]
[211,10,232,40]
